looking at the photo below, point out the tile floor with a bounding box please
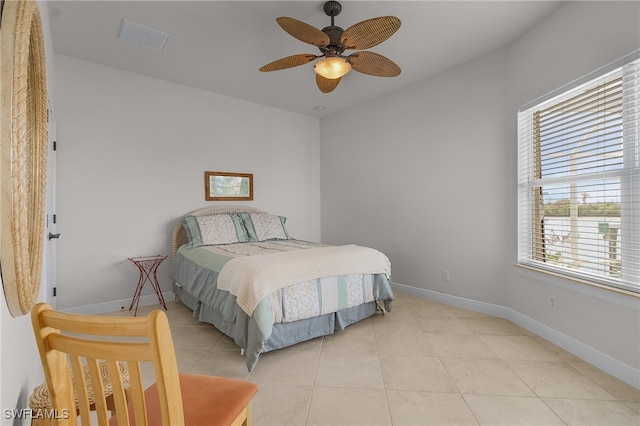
[117,292,639,425]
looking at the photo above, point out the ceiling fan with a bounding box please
[259,1,401,93]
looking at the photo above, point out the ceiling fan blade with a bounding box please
[316,74,342,93]
[277,17,330,47]
[347,51,401,77]
[341,16,401,50]
[259,54,318,72]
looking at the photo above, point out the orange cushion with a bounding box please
[110,374,258,426]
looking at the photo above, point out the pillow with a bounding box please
[241,213,291,242]
[182,213,248,247]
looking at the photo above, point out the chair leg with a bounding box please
[245,404,252,426]
[245,405,252,426]
[229,405,251,426]
[30,418,53,426]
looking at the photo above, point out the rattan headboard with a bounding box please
[171,205,267,258]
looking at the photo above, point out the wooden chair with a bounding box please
[31,303,258,426]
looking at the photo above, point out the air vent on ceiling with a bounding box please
[118,19,169,52]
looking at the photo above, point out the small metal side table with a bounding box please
[128,255,168,316]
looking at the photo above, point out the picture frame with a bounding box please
[204,171,253,201]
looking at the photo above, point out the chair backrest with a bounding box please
[31,303,183,425]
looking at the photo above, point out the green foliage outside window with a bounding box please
[543,200,620,217]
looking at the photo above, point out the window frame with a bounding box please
[517,51,640,294]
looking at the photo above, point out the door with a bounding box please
[43,104,57,307]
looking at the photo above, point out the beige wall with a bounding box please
[320,0,640,386]
[53,55,321,311]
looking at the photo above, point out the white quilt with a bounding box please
[217,244,391,316]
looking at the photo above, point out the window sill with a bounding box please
[514,263,640,309]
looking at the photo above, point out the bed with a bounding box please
[170,205,394,371]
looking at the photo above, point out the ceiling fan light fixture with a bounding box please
[314,56,351,79]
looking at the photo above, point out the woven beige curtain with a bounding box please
[0,0,48,316]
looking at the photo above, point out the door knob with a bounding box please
[48,232,60,240]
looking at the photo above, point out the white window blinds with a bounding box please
[517,53,640,293]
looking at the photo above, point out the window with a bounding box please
[518,53,639,294]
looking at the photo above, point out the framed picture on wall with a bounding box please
[204,171,253,201]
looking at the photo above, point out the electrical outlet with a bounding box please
[550,297,557,311]
[442,270,450,282]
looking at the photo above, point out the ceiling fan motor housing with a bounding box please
[321,25,345,56]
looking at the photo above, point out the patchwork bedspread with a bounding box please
[172,240,394,370]
[174,240,389,322]
[218,243,390,316]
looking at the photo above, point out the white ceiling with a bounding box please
[46,1,565,117]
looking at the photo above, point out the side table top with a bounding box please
[128,255,167,263]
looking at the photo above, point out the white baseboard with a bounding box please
[61,292,175,315]
[392,282,640,390]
